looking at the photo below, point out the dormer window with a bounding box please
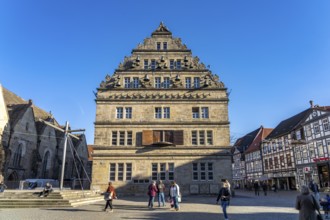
[163,42,167,50]
[157,42,161,50]
[25,122,29,131]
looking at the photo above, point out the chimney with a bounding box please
[309,100,314,108]
[28,99,33,105]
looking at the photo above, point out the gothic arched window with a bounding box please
[42,151,50,178]
[13,144,22,167]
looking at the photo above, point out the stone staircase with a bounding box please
[0,190,104,208]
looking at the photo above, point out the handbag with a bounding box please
[178,195,182,203]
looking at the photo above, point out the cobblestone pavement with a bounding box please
[1,190,323,220]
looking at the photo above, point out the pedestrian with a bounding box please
[39,182,53,197]
[103,182,117,212]
[262,182,268,196]
[320,194,330,219]
[272,183,277,193]
[169,180,181,211]
[309,180,320,203]
[254,181,260,196]
[0,181,7,193]
[147,181,158,209]
[216,181,231,220]
[157,180,166,207]
[295,185,321,220]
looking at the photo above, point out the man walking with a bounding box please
[253,181,260,196]
[157,180,166,207]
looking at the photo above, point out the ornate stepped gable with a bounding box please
[98,22,225,93]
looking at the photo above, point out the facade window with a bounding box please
[201,107,209,118]
[199,131,205,145]
[118,163,124,181]
[274,157,279,168]
[110,163,116,181]
[272,142,277,152]
[112,131,117,145]
[314,122,320,134]
[127,131,132,145]
[269,158,273,169]
[309,143,315,158]
[306,124,312,137]
[286,154,292,167]
[151,60,156,70]
[112,131,133,146]
[168,163,174,180]
[125,107,132,119]
[264,159,268,170]
[26,122,29,131]
[126,163,132,180]
[160,163,166,180]
[278,141,283,150]
[163,77,170,88]
[268,144,271,153]
[193,163,198,180]
[207,131,213,145]
[144,60,149,70]
[152,163,158,180]
[208,163,213,180]
[317,141,324,156]
[280,155,285,167]
[176,60,181,70]
[296,130,301,140]
[194,77,200,88]
[155,77,161,88]
[155,107,170,119]
[192,107,199,118]
[191,130,213,145]
[109,163,132,181]
[157,42,161,50]
[200,163,206,180]
[163,42,167,50]
[192,131,197,145]
[119,131,125,145]
[192,162,213,181]
[323,118,329,132]
[116,107,123,119]
[170,60,174,70]
[155,107,162,118]
[185,77,191,89]
[163,107,170,118]
[133,77,139,88]
[151,163,174,181]
[124,77,131,88]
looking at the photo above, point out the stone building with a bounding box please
[0,85,89,188]
[92,23,231,195]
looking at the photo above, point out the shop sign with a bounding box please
[313,157,330,162]
[303,167,311,173]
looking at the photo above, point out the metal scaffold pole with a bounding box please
[60,121,69,191]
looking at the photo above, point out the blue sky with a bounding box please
[1,0,329,144]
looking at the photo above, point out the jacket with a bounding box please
[217,187,231,202]
[295,193,320,220]
[148,184,158,197]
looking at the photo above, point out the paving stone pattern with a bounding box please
[1,190,323,220]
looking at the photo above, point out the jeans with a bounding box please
[148,195,155,208]
[158,192,165,206]
[172,196,179,209]
[221,200,229,219]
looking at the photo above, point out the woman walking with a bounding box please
[147,181,158,209]
[104,182,117,212]
[295,185,321,220]
[216,181,231,220]
[169,181,181,211]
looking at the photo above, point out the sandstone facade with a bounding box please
[92,23,231,195]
